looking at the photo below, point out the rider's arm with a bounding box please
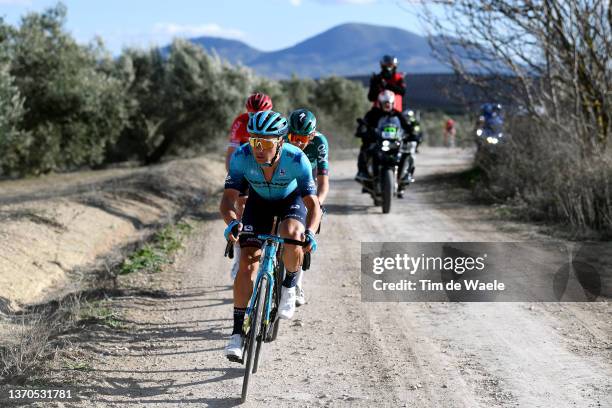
[398,113,412,134]
[303,194,322,234]
[220,148,248,224]
[220,188,241,225]
[226,115,243,171]
[316,174,329,205]
[367,74,381,102]
[296,152,322,233]
[315,134,330,205]
[385,73,406,95]
[225,146,236,171]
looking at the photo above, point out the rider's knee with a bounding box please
[280,219,304,239]
[239,247,260,266]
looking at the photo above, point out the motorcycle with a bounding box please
[355,117,412,213]
[475,113,505,151]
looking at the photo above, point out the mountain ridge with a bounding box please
[184,22,451,78]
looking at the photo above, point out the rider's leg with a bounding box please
[279,217,305,273]
[276,191,307,319]
[225,245,260,361]
[225,190,274,360]
[277,218,305,319]
[233,247,261,310]
[357,143,369,178]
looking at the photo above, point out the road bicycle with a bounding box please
[224,224,311,403]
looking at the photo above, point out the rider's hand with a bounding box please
[304,229,317,253]
[224,219,242,242]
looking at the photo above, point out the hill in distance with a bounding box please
[186,22,451,79]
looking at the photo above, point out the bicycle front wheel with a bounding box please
[241,276,266,403]
[252,275,268,373]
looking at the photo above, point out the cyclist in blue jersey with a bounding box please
[219,110,322,362]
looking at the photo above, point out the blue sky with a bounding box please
[0,0,432,54]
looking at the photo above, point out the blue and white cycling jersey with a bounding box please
[225,143,317,200]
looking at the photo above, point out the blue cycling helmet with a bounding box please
[247,110,288,137]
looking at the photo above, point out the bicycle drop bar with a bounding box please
[224,232,312,268]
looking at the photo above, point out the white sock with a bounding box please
[296,269,304,288]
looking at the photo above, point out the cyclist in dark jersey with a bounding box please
[220,110,322,362]
[286,108,330,306]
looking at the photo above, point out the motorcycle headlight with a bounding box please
[476,129,483,136]
[381,140,390,151]
[486,137,499,144]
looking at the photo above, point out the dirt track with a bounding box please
[45,147,610,407]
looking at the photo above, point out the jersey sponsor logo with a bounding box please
[317,144,328,162]
[243,225,253,232]
[290,204,300,210]
[279,168,286,176]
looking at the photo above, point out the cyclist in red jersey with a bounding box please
[226,93,274,280]
[226,93,273,171]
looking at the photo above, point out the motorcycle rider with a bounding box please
[478,103,503,129]
[286,108,329,307]
[226,93,274,280]
[368,55,406,113]
[405,110,424,153]
[220,110,321,362]
[356,90,416,195]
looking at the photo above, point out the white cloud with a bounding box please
[153,23,245,39]
[290,0,302,6]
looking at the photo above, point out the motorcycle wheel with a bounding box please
[382,168,393,214]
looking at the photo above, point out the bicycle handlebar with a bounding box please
[224,232,312,270]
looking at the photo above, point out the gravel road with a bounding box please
[71,147,611,407]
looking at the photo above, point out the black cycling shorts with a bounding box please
[239,188,307,249]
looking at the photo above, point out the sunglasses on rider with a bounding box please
[287,133,312,145]
[249,136,281,150]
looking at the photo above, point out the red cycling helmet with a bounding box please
[246,93,273,113]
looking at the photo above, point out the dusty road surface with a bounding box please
[64,147,610,407]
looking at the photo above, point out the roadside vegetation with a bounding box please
[423,0,611,236]
[0,219,192,386]
[120,222,192,275]
[0,3,368,177]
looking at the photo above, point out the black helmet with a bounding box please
[380,55,397,78]
[380,55,398,68]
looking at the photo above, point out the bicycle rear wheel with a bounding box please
[241,278,265,403]
[252,276,268,373]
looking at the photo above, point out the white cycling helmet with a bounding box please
[378,90,395,109]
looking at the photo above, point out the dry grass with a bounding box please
[473,117,612,237]
[0,295,80,384]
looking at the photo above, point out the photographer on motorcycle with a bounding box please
[368,55,406,113]
[356,91,416,196]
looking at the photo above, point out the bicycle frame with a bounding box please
[242,234,285,335]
